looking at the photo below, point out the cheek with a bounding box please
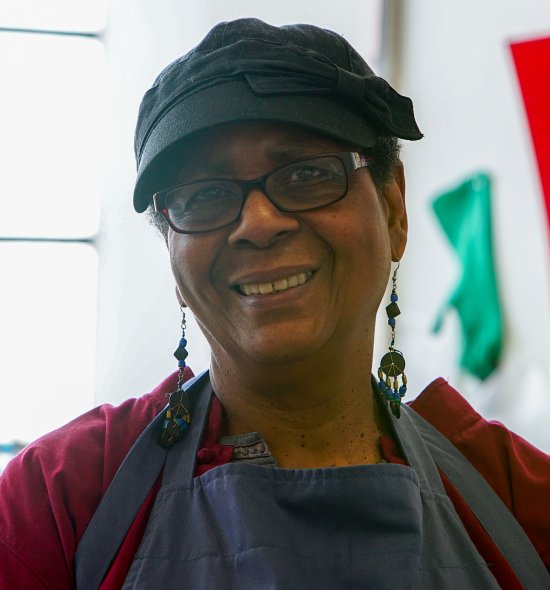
[167,233,212,305]
[333,202,392,298]
[335,194,391,256]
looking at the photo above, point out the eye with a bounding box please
[276,157,346,188]
[166,181,242,226]
[286,165,332,183]
[186,186,234,210]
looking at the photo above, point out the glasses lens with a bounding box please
[165,181,242,232]
[266,155,348,210]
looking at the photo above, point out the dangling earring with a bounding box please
[377,262,407,418]
[158,306,191,447]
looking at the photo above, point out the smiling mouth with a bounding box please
[236,271,314,296]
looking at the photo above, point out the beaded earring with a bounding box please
[377,262,407,418]
[158,306,192,447]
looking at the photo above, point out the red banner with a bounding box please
[510,37,550,235]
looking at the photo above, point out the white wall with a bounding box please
[396,0,550,450]
[96,0,550,452]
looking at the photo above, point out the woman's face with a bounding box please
[166,121,407,367]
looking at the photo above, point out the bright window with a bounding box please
[0,33,104,239]
[0,1,105,33]
[0,242,98,439]
[0,6,105,470]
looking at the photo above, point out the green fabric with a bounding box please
[432,173,503,380]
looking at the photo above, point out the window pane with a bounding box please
[0,242,98,447]
[0,0,105,33]
[0,33,105,239]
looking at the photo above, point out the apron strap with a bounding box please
[388,402,447,495]
[401,404,550,590]
[74,370,210,590]
[162,376,214,487]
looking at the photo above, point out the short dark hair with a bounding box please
[146,135,401,239]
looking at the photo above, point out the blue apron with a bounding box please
[122,380,499,588]
[75,373,549,588]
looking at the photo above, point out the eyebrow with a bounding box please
[178,139,342,181]
[265,141,339,162]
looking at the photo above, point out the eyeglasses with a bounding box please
[153,151,372,234]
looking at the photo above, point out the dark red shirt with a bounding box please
[1,370,548,589]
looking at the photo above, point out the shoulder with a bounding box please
[409,377,550,495]
[410,377,550,569]
[409,377,550,477]
[409,377,481,439]
[0,370,182,589]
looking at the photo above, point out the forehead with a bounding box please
[174,121,353,179]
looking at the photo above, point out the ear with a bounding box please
[175,286,188,308]
[381,162,408,262]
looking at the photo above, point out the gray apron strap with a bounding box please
[162,386,214,486]
[400,404,550,590]
[388,401,448,495]
[74,370,210,590]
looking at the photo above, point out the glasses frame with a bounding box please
[153,151,372,234]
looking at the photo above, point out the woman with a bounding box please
[1,18,549,589]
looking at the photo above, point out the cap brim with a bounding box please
[133,79,379,213]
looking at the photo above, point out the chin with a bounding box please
[238,333,329,366]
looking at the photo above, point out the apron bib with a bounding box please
[121,382,499,589]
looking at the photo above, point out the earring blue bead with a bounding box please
[158,308,191,447]
[174,337,189,369]
[377,263,407,419]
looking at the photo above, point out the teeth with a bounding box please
[259,282,274,294]
[238,271,313,296]
[287,275,299,287]
[273,278,288,290]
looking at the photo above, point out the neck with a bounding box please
[209,338,392,468]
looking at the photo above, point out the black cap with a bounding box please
[133,18,422,213]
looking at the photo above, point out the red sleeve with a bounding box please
[409,377,550,570]
[0,369,188,590]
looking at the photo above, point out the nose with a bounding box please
[227,188,300,248]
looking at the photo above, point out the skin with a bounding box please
[166,121,408,468]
